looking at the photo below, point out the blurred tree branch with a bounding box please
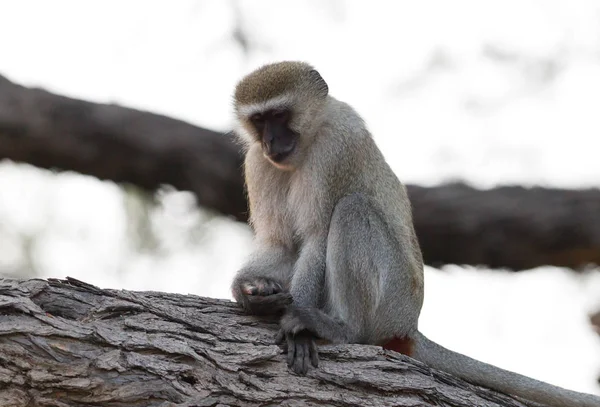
[0,73,599,270]
[0,277,534,407]
[0,74,246,223]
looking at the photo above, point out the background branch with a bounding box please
[1,74,599,270]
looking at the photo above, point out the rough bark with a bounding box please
[1,73,599,270]
[0,277,534,407]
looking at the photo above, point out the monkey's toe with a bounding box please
[284,331,319,375]
[275,329,285,345]
[241,278,284,296]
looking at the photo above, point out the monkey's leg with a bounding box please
[324,193,421,346]
[232,246,295,315]
[280,193,419,368]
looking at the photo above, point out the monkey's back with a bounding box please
[311,97,425,299]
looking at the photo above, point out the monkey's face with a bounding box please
[234,61,330,170]
[249,108,299,169]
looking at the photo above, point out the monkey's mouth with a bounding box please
[267,140,297,163]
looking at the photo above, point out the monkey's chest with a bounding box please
[285,181,329,238]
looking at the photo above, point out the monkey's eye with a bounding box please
[250,113,265,126]
[271,109,289,121]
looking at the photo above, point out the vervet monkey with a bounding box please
[231,61,600,407]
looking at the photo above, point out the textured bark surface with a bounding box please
[1,73,599,270]
[0,277,533,407]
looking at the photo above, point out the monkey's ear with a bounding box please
[309,69,329,98]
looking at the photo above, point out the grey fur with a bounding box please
[231,61,600,406]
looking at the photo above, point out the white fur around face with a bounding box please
[236,94,294,118]
[233,123,254,146]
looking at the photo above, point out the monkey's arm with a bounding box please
[289,236,327,308]
[279,235,328,374]
[232,245,295,316]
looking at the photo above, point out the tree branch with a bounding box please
[0,277,533,407]
[409,183,600,270]
[1,73,599,270]
[0,74,247,222]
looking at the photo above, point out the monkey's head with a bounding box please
[233,61,329,170]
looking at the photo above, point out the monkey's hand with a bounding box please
[276,329,319,375]
[275,306,327,375]
[232,277,293,316]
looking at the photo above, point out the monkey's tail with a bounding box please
[412,331,600,407]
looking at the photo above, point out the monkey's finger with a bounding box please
[286,335,296,367]
[241,282,258,295]
[245,278,285,296]
[293,341,307,375]
[274,329,285,344]
[248,292,292,305]
[302,343,311,374]
[253,278,271,295]
[245,293,293,316]
[264,280,283,294]
[309,338,319,368]
[262,279,280,295]
[248,293,293,312]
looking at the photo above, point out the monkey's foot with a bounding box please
[276,330,319,375]
[240,277,285,296]
[233,277,292,316]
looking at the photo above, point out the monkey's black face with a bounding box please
[250,109,298,165]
